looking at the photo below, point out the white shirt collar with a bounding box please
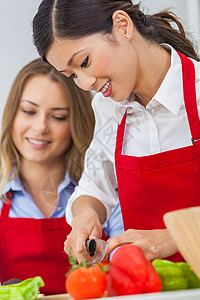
[4,171,76,195]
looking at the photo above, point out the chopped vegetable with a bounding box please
[0,276,44,300]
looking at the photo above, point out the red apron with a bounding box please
[0,192,107,295]
[115,52,200,262]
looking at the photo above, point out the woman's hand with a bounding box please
[64,208,103,263]
[106,229,178,261]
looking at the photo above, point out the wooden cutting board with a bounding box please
[164,206,200,279]
[38,294,72,299]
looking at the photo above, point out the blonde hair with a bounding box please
[0,58,94,196]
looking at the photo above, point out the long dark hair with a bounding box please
[33,0,199,61]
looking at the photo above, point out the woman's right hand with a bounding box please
[64,208,103,263]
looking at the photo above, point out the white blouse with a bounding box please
[65,45,200,225]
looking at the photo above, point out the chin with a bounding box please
[111,95,129,103]
[112,88,133,102]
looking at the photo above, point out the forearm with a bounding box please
[72,195,107,225]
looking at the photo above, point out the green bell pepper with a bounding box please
[152,259,189,291]
[176,262,200,289]
[0,276,44,300]
[153,259,200,292]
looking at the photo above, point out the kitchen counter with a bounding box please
[39,288,200,299]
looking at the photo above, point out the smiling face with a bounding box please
[46,12,138,103]
[12,75,72,166]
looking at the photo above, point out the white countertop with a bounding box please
[40,289,200,299]
[101,289,200,300]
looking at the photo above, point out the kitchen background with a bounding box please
[0,0,200,128]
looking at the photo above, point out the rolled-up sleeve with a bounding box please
[65,94,119,226]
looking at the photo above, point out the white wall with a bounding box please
[141,0,200,50]
[0,0,41,125]
[0,0,200,128]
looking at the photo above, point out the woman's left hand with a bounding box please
[106,229,178,261]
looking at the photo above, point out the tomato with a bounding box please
[99,260,111,269]
[65,264,107,300]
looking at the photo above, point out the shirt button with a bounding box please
[57,207,61,211]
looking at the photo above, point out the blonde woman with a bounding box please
[0,58,124,295]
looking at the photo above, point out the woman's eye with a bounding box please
[81,56,89,69]
[22,109,35,115]
[53,116,67,121]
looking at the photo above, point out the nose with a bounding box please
[33,114,49,134]
[74,72,96,91]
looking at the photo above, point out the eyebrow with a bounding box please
[59,49,86,73]
[21,100,38,106]
[51,107,70,111]
[21,100,69,111]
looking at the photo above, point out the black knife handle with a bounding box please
[85,239,96,257]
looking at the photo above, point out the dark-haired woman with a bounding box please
[32,0,200,263]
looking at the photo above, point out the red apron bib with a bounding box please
[0,192,107,295]
[115,52,200,262]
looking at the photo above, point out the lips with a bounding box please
[27,138,50,146]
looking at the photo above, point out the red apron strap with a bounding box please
[0,191,12,221]
[115,111,127,165]
[177,51,200,143]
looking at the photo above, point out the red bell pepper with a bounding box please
[144,260,162,293]
[106,244,162,296]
